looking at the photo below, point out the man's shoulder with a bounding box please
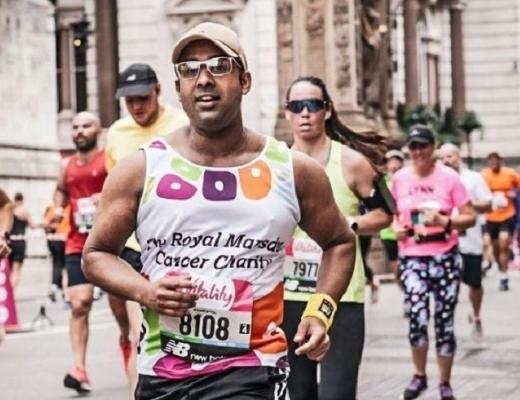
[461,168,489,191]
[107,115,137,134]
[502,166,519,177]
[461,167,480,180]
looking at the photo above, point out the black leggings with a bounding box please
[283,301,365,400]
[47,240,65,288]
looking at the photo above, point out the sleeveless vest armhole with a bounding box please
[282,140,301,224]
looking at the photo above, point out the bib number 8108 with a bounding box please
[179,314,230,341]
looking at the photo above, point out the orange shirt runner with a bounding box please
[481,166,520,222]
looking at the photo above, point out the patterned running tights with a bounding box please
[399,247,461,356]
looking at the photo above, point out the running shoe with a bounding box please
[119,335,132,373]
[93,286,104,301]
[439,382,456,400]
[48,284,59,303]
[472,319,483,341]
[63,366,91,394]
[499,278,509,291]
[403,374,427,400]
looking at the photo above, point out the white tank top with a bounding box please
[135,136,300,380]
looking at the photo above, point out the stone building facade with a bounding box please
[0,0,60,255]
[54,0,279,139]
[2,0,520,263]
[393,0,520,160]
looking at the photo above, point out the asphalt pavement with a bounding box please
[0,258,519,399]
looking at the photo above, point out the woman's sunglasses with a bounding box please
[286,98,327,114]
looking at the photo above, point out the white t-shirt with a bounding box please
[458,168,492,255]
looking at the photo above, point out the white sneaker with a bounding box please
[93,286,104,301]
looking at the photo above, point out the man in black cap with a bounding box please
[105,63,188,394]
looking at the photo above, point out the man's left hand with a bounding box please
[293,316,331,361]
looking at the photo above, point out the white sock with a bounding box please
[500,271,509,280]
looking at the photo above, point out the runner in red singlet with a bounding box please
[55,112,127,394]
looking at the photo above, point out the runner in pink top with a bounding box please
[390,125,475,400]
[392,158,470,257]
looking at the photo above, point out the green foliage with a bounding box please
[458,110,483,135]
[438,107,461,145]
[396,103,483,146]
[397,103,440,134]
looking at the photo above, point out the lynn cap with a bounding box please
[171,22,248,70]
[406,125,435,146]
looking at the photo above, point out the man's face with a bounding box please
[488,155,502,172]
[72,114,99,152]
[175,40,251,133]
[440,149,460,171]
[124,85,160,127]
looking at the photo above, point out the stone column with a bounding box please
[330,0,365,120]
[450,0,466,118]
[403,0,419,109]
[95,0,119,128]
[274,0,296,143]
[58,27,73,111]
[274,0,367,141]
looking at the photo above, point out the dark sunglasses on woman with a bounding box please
[286,98,327,114]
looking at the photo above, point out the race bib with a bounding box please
[74,197,96,234]
[283,238,322,294]
[159,273,253,363]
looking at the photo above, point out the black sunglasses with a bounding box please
[286,99,327,114]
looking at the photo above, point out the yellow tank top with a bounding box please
[284,140,365,303]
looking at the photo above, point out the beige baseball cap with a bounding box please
[171,22,248,71]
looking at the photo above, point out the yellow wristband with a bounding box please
[301,293,338,331]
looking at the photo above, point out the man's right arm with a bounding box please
[82,151,197,317]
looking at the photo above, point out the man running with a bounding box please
[106,62,188,392]
[83,22,357,399]
[440,144,492,339]
[56,111,130,394]
[481,152,520,291]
